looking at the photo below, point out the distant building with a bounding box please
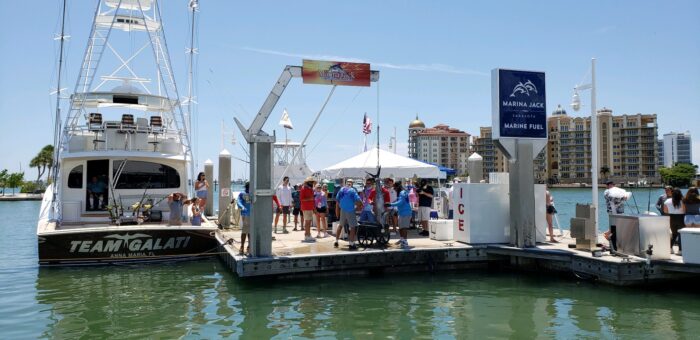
[663,131,693,167]
[547,106,659,184]
[471,127,508,180]
[469,126,546,182]
[657,139,665,168]
[408,116,470,175]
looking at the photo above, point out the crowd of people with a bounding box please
[603,181,700,255]
[166,172,209,227]
[233,175,436,255]
[655,186,700,255]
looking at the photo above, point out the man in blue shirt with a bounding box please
[87,176,107,210]
[334,178,362,250]
[236,182,251,255]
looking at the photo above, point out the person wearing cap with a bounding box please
[334,178,363,250]
[603,180,631,215]
[389,181,412,249]
[300,176,317,242]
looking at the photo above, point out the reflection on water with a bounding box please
[32,265,700,339]
[3,200,700,338]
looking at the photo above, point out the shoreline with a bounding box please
[548,184,664,189]
[0,193,43,201]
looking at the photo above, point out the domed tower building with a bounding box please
[408,115,425,159]
[546,105,568,183]
[408,115,470,176]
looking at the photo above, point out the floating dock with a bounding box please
[215,227,700,286]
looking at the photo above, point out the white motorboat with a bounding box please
[37,0,217,265]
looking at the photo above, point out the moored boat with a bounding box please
[37,0,216,265]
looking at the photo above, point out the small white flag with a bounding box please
[279,109,293,129]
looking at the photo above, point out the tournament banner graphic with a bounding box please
[497,69,546,138]
[302,60,370,87]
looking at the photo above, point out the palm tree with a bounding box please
[30,145,54,182]
[0,169,7,196]
[600,166,611,182]
[6,172,24,195]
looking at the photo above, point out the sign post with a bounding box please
[492,68,547,247]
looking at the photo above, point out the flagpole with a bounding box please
[284,128,288,162]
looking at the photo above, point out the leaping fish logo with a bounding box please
[104,233,151,249]
[319,63,354,81]
[509,80,538,97]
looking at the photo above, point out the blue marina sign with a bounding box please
[492,69,546,139]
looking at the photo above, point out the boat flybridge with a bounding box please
[273,140,314,186]
[38,0,217,265]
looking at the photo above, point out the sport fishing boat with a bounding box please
[37,0,217,265]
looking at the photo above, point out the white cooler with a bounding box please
[679,228,700,264]
[430,219,453,241]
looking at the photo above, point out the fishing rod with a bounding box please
[630,189,641,214]
[646,181,652,213]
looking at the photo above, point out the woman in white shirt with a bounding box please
[663,188,685,254]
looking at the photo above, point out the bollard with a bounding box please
[218,150,231,228]
[204,159,214,216]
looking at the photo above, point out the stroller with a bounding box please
[357,209,392,248]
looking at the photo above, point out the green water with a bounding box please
[549,187,666,231]
[2,199,700,338]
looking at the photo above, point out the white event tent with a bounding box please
[320,147,444,179]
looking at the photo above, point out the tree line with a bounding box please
[0,145,54,195]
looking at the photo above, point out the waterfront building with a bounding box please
[470,127,508,181]
[658,139,665,169]
[547,106,660,184]
[662,131,693,167]
[408,116,470,175]
[470,126,546,182]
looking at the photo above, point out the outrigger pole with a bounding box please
[49,0,68,221]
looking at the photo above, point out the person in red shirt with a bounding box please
[300,176,317,242]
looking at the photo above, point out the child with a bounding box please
[190,197,202,226]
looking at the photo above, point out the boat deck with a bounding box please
[216,226,700,285]
[39,217,218,233]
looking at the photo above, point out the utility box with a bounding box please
[611,214,671,260]
[679,229,700,264]
[570,204,597,250]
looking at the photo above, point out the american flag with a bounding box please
[362,113,372,135]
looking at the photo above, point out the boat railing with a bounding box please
[64,119,184,154]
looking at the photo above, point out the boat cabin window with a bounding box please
[113,161,180,189]
[67,165,83,188]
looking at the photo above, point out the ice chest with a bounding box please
[679,228,700,264]
[430,219,453,241]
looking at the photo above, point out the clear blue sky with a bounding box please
[1,0,698,180]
